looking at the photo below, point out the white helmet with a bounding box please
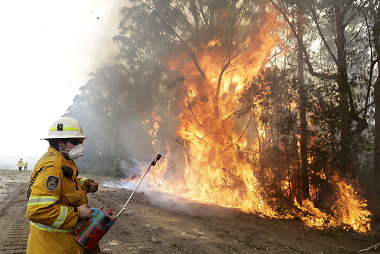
[43,117,86,140]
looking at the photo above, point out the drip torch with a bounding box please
[74,154,161,250]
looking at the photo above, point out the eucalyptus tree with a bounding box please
[296,10,309,200]
[270,0,375,180]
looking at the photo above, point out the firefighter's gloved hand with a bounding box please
[78,204,92,220]
[87,180,98,193]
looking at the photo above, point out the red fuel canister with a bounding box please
[74,207,115,250]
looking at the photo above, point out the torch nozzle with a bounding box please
[114,153,161,219]
[151,154,161,166]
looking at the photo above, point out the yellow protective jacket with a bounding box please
[17,160,23,167]
[26,147,98,254]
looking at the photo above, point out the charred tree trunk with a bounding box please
[297,13,309,200]
[373,2,380,195]
[334,5,353,177]
[329,123,337,171]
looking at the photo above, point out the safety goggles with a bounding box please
[67,139,83,146]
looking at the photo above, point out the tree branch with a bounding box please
[309,4,338,64]
[223,112,253,153]
[269,0,337,80]
[154,9,207,78]
[223,102,241,121]
[357,241,380,253]
[184,97,202,127]
[139,0,207,78]
[362,8,375,117]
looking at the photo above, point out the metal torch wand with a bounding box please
[114,154,161,219]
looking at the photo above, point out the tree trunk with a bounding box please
[334,5,353,177]
[373,1,380,195]
[297,13,309,200]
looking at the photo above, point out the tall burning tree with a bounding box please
[165,3,282,215]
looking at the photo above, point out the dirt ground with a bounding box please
[0,169,379,254]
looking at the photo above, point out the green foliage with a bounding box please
[111,157,123,178]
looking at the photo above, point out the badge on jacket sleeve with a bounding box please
[46,176,60,191]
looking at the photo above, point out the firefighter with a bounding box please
[26,116,100,254]
[24,161,28,171]
[17,158,23,172]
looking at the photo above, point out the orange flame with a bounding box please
[294,174,371,233]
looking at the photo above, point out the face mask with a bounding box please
[68,144,84,160]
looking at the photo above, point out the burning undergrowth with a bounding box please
[111,2,371,233]
[110,150,371,233]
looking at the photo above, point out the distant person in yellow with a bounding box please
[17,159,23,172]
[26,117,99,254]
[24,161,28,171]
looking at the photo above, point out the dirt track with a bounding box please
[0,169,379,254]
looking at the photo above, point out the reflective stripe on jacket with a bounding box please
[26,146,96,254]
